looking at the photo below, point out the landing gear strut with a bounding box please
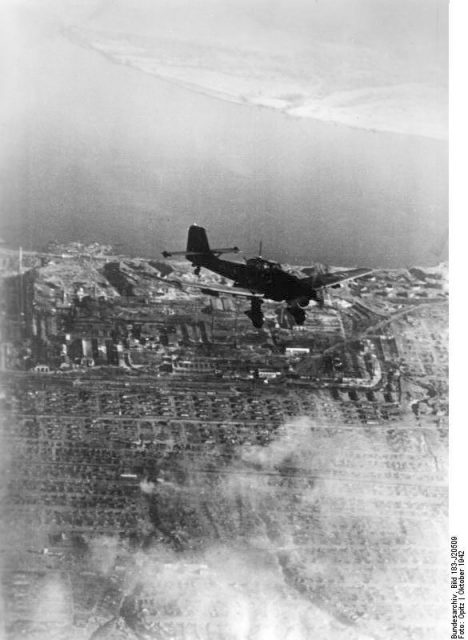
[193,266,201,276]
[245,298,264,328]
[312,289,325,308]
[286,305,306,325]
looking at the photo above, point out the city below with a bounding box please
[0,242,448,640]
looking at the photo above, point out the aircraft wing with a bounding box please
[313,268,375,288]
[184,281,263,298]
[153,275,262,299]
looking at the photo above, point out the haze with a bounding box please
[0,0,448,266]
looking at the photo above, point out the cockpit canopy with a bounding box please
[246,257,282,271]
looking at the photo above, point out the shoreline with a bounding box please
[65,27,447,145]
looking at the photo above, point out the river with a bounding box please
[0,3,447,267]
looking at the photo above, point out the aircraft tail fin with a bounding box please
[187,225,211,256]
[162,225,239,259]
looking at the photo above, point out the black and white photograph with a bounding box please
[0,1,449,638]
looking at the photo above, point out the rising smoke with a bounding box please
[0,414,446,639]
[83,416,446,639]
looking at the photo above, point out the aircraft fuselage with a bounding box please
[189,253,313,303]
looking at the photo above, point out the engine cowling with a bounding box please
[296,296,310,309]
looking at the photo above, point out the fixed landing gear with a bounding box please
[286,305,306,325]
[193,266,201,276]
[245,298,264,328]
[312,289,325,308]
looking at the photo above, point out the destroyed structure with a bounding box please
[0,244,448,639]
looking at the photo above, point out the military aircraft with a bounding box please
[162,225,373,328]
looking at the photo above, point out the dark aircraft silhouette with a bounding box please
[162,225,373,328]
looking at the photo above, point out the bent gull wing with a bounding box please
[184,281,263,298]
[317,268,375,288]
[152,275,263,298]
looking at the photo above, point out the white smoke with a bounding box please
[123,544,373,640]
[1,413,445,639]
[104,415,446,639]
[139,479,157,495]
[88,535,121,577]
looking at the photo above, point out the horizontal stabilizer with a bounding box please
[210,246,240,254]
[162,250,186,258]
[305,267,374,289]
[162,247,239,258]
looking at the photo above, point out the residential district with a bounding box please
[0,243,448,640]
